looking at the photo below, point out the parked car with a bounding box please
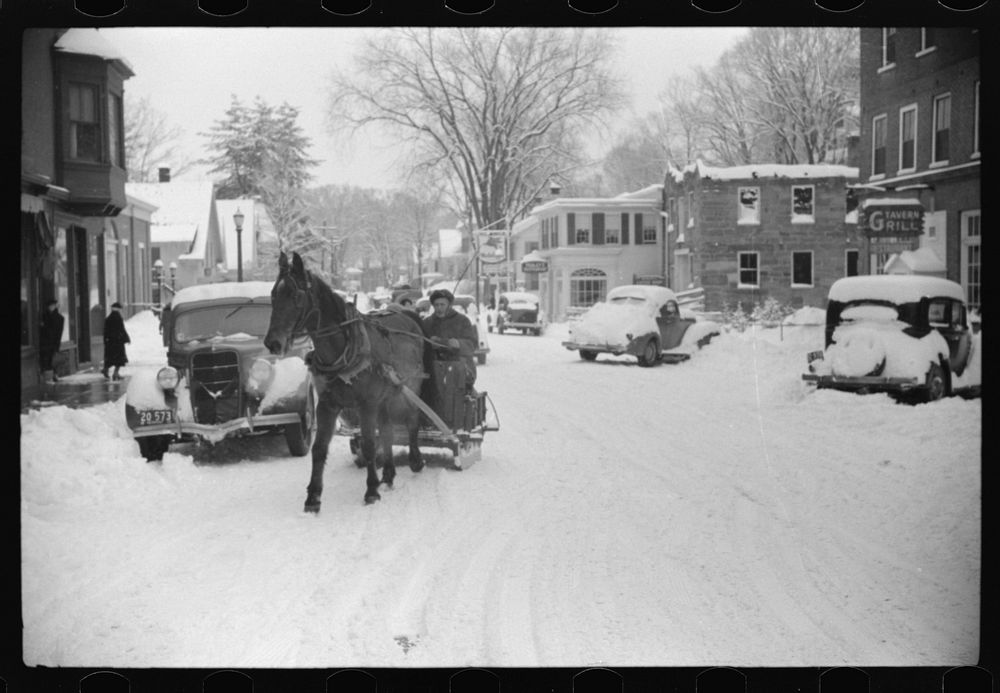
[496,291,546,335]
[415,293,491,364]
[125,281,315,461]
[802,275,981,402]
[562,284,721,366]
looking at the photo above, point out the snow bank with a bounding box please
[260,357,308,410]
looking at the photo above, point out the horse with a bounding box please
[264,251,427,510]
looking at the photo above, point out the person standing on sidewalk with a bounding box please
[102,302,130,380]
[39,299,64,384]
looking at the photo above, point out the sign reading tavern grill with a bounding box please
[860,199,925,238]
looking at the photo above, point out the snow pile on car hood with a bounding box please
[569,302,658,346]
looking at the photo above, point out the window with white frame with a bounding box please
[604,214,620,244]
[919,27,936,54]
[575,216,591,244]
[791,185,815,223]
[872,114,887,177]
[898,104,917,172]
[738,251,759,288]
[69,83,101,161]
[932,93,951,164]
[642,214,657,243]
[973,81,980,157]
[881,28,897,68]
[570,268,606,307]
[791,251,813,287]
[737,187,760,224]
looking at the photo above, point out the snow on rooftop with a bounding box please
[696,161,859,181]
[887,247,947,274]
[53,28,134,74]
[828,275,964,304]
[614,184,663,201]
[151,223,197,245]
[171,281,275,309]
[127,181,217,261]
[861,197,925,208]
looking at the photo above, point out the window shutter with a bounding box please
[593,213,604,245]
[634,214,643,244]
[567,213,575,245]
[621,213,630,245]
[553,216,559,247]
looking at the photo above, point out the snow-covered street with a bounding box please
[20,310,981,668]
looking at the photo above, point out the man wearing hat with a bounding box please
[102,302,131,380]
[422,288,477,391]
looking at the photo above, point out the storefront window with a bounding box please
[570,268,607,307]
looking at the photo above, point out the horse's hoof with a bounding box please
[303,503,321,514]
[409,458,425,472]
[364,493,381,504]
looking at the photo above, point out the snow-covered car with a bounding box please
[496,291,546,335]
[415,293,491,364]
[562,284,721,366]
[125,281,315,461]
[802,275,981,402]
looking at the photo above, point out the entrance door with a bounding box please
[74,227,91,362]
[960,210,981,310]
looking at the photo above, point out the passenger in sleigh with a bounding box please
[422,288,477,394]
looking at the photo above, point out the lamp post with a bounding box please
[168,261,177,293]
[233,208,245,282]
[153,258,164,309]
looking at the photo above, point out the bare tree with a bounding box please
[692,53,765,166]
[124,94,195,182]
[328,28,624,230]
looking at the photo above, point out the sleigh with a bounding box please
[336,360,499,470]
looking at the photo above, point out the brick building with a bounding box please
[858,27,980,308]
[663,162,861,313]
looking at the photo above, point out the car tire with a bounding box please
[284,385,317,456]
[138,435,171,462]
[922,363,947,403]
[637,338,660,367]
[579,349,598,361]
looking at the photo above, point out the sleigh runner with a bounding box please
[337,359,499,470]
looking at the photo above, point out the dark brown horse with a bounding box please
[265,251,426,510]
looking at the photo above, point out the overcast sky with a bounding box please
[101,27,748,190]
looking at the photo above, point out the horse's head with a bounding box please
[265,251,311,356]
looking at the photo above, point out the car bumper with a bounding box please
[129,411,302,439]
[503,321,543,330]
[562,341,631,356]
[802,373,920,392]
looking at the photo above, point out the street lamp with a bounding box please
[233,208,245,282]
[153,258,164,309]
[168,261,177,293]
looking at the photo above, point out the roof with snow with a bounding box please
[53,28,134,76]
[126,181,217,258]
[861,197,925,208]
[885,247,947,274]
[671,159,858,183]
[171,281,275,310]
[828,275,964,304]
[437,229,464,257]
[530,184,664,214]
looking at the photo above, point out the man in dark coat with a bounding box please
[102,302,131,380]
[422,288,477,391]
[39,299,64,384]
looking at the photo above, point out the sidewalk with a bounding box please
[21,371,130,413]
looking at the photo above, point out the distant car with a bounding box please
[802,275,980,402]
[562,284,721,366]
[496,291,546,336]
[125,281,315,461]
[415,293,490,364]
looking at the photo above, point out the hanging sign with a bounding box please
[475,230,509,264]
[861,201,925,238]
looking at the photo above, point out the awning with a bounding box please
[21,193,45,213]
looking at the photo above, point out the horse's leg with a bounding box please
[407,403,424,472]
[359,402,381,504]
[378,402,396,489]
[305,398,338,514]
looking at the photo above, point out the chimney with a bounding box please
[548,180,561,196]
[158,167,171,183]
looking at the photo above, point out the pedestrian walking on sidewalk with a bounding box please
[39,299,64,384]
[102,302,130,380]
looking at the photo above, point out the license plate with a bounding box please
[807,350,825,364]
[138,409,174,426]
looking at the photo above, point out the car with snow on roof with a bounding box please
[562,284,721,366]
[125,281,315,461]
[496,291,546,335]
[802,275,980,402]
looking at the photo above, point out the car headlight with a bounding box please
[248,358,274,393]
[156,366,179,390]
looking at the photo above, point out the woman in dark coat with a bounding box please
[39,299,64,384]
[102,302,131,380]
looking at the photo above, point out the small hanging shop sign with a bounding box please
[860,198,925,238]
